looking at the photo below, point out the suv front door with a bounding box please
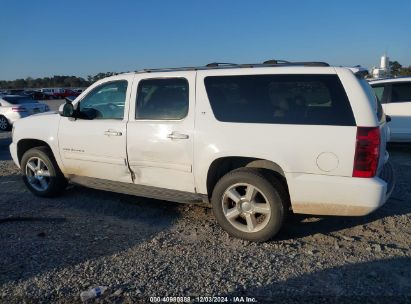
[58,77,133,183]
[127,73,195,192]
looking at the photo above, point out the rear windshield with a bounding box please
[3,96,37,104]
[204,74,355,126]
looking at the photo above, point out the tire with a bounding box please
[211,168,287,242]
[0,115,10,131]
[21,146,67,197]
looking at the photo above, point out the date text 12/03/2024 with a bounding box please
[149,296,258,303]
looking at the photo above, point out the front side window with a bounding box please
[79,80,127,119]
[204,74,355,126]
[136,78,189,120]
[391,82,411,103]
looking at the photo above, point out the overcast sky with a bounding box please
[1,0,410,80]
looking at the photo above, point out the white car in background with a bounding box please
[370,77,411,142]
[0,95,49,131]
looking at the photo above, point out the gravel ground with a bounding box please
[0,128,410,303]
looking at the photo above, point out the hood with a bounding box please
[13,110,60,130]
[32,111,58,117]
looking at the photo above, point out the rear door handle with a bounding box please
[167,132,189,140]
[104,129,122,136]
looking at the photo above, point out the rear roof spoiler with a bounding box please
[347,66,369,78]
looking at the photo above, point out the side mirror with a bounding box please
[386,115,392,123]
[59,101,75,117]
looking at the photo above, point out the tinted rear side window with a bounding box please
[136,78,189,120]
[204,74,355,126]
[391,82,411,102]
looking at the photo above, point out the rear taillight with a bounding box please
[353,127,380,178]
[12,107,27,112]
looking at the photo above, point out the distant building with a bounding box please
[371,54,390,79]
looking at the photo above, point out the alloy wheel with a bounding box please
[221,183,271,233]
[25,157,51,191]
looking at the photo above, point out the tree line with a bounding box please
[1,61,410,90]
[0,72,123,90]
[389,61,411,77]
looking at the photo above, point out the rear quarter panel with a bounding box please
[335,68,379,127]
[194,67,358,195]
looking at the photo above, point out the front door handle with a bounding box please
[104,129,122,136]
[167,132,189,140]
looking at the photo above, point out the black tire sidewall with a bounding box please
[0,116,10,131]
[21,147,66,197]
[211,169,286,242]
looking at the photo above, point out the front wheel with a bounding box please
[21,147,67,197]
[211,168,287,242]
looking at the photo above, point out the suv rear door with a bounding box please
[126,72,196,192]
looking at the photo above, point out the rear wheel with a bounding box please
[211,168,287,242]
[0,116,10,131]
[21,147,67,197]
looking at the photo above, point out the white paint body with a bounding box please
[10,66,392,216]
[370,77,411,142]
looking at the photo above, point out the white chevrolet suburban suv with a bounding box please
[9,61,395,241]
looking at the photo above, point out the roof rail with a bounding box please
[263,59,290,64]
[135,60,331,74]
[263,59,329,67]
[205,62,238,67]
[142,66,199,73]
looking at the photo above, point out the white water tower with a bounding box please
[372,53,390,79]
[380,54,389,70]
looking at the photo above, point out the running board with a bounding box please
[69,175,209,204]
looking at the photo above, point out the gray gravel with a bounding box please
[0,130,410,303]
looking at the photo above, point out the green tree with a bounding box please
[389,61,402,76]
[398,66,411,77]
[0,71,126,89]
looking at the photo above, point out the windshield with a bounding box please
[3,96,38,104]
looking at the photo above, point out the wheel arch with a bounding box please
[17,139,53,165]
[206,156,288,198]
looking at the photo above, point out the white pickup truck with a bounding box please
[9,61,395,241]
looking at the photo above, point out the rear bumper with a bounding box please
[378,161,395,199]
[286,162,395,216]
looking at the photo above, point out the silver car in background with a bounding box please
[0,95,49,131]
